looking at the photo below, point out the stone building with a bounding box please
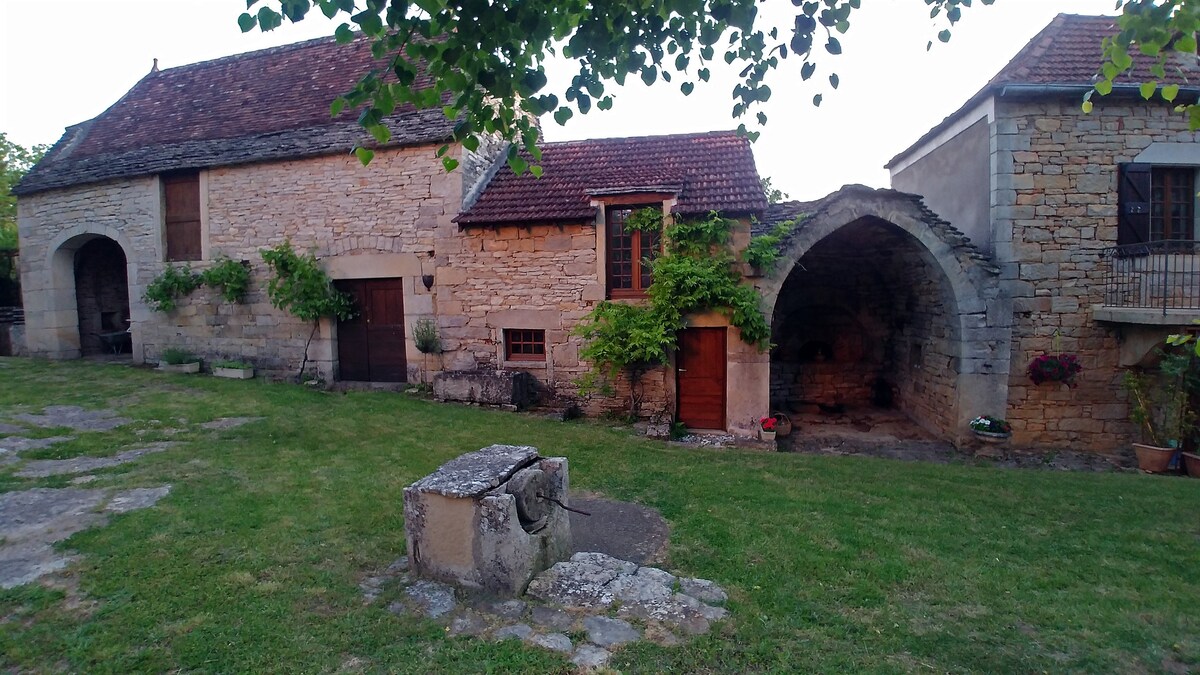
[14,14,1198,452]
[885,13,1200,451]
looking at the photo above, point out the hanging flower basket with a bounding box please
[1027,353,1082,388]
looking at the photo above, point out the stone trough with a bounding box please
[403,444,571,596]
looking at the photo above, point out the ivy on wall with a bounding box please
[575,208,780,416]
[143,257,251,312]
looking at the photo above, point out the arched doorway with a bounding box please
[758,186,1008,444]
[73,237,131,356]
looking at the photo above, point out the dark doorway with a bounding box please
[74,238,130,356]
[336,278,407,382]
[676,327,727,430]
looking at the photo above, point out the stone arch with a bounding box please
[758,185,1009,443]
[35,227,140,360]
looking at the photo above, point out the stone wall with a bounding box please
[18,144,466,379]
[991,97,1196,452]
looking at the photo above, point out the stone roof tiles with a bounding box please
[455,131,768,225]
[16,36,454,196]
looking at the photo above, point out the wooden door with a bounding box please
[336,278,407,382]
[676,327,727,430]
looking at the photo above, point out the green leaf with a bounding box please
[829,73,839,89]
[825,37,841,55]
[801,62,816,80]
[938,29,952,43]
[813,93,823,106]
[530,164,544,178]
[1139,81,1157,100]
[330,97,347,117]
[508,155,528,175]
[1082,100,1094,113]
[1163,84,1181,102]
[1095,79,1113,96]
[334,23,354,43]
[442,157,459,172]
[681,82,694,95]
[354,147,374,165]
[237,12,257,32]
[554,107,573,125]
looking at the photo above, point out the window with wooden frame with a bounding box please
[1151,167,1195,241]
[163,171,202,261]
[606,204,662,299]
[504,329,546,361]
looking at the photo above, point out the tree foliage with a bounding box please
[1091,0,1200,127]
[240,0,995,171]
[1,133,47,250]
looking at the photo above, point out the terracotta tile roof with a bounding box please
[887,14,1200,169]
[16,36,453,195]
[455,131,768,225]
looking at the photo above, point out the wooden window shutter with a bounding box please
[163,172,202,261]
[1117,163,1152,246]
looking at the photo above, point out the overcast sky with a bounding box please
[2,0,1119,201]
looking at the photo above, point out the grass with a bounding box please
[0,357,1197,673]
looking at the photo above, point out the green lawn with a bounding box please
[1,358,1197,673]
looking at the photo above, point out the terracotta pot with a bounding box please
[1182,452,1200,478]
[1133,443,1177,474]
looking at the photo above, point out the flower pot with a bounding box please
[1132,443,1177,474]
[1181,452,1200,478]
[213,366,254,380]
[158,361,200,374]
[759,430,776,442]
[972,430,1011,444]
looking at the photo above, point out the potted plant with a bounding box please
[1027,352,1083,388]
[212,359,255,380]
[759,416,777,442]
[969,415,1012,443]
[1123,349,1198,474]
[158,347,200,374]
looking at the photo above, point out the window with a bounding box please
[163,171,202,261]
[606,205,662,298]
[1118,163,1198,246]
[505,329,546,361]
[1151,167,1195,241]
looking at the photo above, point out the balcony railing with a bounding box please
[1101,240,1200,313]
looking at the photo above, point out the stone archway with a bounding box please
[24,229,139,360]
[757,185,1008,444]
[73,238,131,356]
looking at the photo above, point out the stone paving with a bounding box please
[0,405,176,589]
[367,551,730,670]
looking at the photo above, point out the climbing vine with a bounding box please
[575,209,772,415]
[143,265,202,312]
[199,257,251,304]
[144,257,252,311]
[260,241,355,381]
[744,218,801,273]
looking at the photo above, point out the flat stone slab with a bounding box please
[493,623,533,641]
[405,580,457,618]
[0,486,171,589]
[583,615,641,648]
[409,444,538,497]
[12,406,130,432]
[570,496,670,565]
[16,442,177,477]
[0,422,25,434]
[529,632,573,653]
[0,436,75,454]
[572,644,612,669]
[199,417,265,430]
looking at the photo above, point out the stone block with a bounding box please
[403,446,572,596]
[433,369,539,409]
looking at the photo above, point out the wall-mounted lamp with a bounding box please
[422,274,435,291]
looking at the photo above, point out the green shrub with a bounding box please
[144,266,202,312]
[212,360,252,370]
[161,347,198,365]
[199,258,251,304]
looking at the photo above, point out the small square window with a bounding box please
[505,329,546,362]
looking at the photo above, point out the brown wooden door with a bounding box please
[336,278,407,382]
[677,327,727,430]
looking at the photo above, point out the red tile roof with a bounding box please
[17,36,453,195]
[887,14,1200,168]
[455,131,767,225]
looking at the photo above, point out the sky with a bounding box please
[1,0,1120,201]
